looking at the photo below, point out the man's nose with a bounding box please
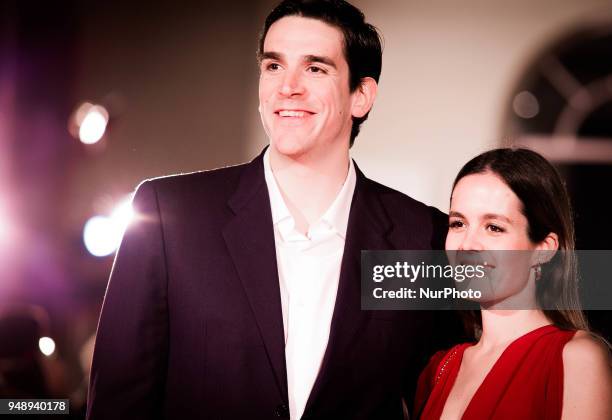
[279,68,304,96]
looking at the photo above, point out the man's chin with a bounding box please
[270,137,311,159]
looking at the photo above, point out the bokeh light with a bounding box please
[70,102,110,145]
[0,210,8,243]
[78,104,109,144]
[513,90,540,119]
[39,336,56,357]
[83,195,134,257]
[0,198,13,250]
[83,216,117,257]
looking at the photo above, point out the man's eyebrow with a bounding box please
[303,54,337,69]
[448,211,464,219]
[259,51,282,62]
[258,51,337,69]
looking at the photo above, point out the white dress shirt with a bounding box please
[263,149,356,420]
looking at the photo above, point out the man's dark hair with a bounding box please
[258,0,383,146]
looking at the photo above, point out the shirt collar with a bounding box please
[263,148,356,241]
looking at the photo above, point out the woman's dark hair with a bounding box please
[452,147,589,332]
[258,0,382,146]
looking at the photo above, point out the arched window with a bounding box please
[504,25,612,248]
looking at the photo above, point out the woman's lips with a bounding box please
[458,260,495,268]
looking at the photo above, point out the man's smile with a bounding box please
[275,109,316,118]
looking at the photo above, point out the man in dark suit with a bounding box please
[87,1,461,419]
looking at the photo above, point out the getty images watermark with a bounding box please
[372,260,486,300]
[361,250,612,310]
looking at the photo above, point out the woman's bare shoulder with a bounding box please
[561,330,611,420]
[564,330,611,366]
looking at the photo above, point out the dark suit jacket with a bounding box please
[86,150,462,420]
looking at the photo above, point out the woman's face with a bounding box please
[446,172,534,251]
[445,172,546,307]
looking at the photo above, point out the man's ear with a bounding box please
[351,77,378,118]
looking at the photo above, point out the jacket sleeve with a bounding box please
[86,181,169,420]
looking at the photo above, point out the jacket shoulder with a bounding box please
[135,161,250,200]
[364,177,446,222]
[146,161,247,187]
[362,177,447,249]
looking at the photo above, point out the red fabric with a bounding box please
[414,324,577,419]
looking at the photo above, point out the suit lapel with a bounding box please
[304,163,394,413]
[222,150,288,402]
[222,154,395,412]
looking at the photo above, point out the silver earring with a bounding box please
[533,265,542,281]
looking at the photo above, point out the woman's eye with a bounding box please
[487,224,505,233]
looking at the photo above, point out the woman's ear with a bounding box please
[533,232,559,266]
[351,77,378,118]
[537,232,559,252]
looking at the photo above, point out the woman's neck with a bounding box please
[476,310,551,352]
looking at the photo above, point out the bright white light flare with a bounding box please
[83,196,134,257]
[39,336,56,356]
[78,105,109,144]
[110,197,135,233]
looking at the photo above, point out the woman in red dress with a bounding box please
[414,148,611,419]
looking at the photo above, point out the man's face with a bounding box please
[258,16,357,158]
